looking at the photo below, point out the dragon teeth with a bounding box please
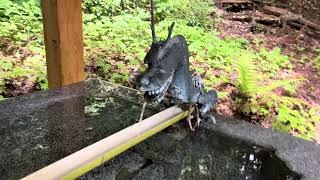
[147,90,160,96]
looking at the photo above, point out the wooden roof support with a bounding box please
[41,0,84,88]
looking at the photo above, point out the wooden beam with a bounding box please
[41,0,84,88]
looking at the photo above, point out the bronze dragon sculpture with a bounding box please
[135,0,218,130]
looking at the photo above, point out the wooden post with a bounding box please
[41,0,84,88]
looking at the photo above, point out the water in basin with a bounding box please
[80,121,300,180]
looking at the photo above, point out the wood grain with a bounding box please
[41,0,84,88]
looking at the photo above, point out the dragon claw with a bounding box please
[195,104,201,128]
[186,103,196,131]
[186,103,203,131]
[187,114,195,131]
[209,114,216,124]
[196,117,202,127]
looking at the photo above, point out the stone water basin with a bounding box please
[0,79,319,180]
[80,122,301,180]
[83,79,319,180]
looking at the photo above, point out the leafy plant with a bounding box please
[273,104,319,141]
[0,55,47,98]
[154,0,214,28]
[236,54,257,95]
[0,0,42,43]
[83,0,150,19]
[257,47,290,77]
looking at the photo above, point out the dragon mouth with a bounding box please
[143,75,173,102]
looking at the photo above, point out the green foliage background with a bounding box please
[0,0,319,141]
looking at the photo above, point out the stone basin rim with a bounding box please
[204,114,320,180]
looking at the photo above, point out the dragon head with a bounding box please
[137,39,177,102]
[136,1,179,102]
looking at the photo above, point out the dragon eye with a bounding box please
[159,69,166,73]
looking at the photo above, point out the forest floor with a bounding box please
[212,0,320,142]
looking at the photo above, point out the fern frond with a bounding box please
[258,78,304,95]
[236,55,257,95]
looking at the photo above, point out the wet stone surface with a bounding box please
[0,78,319,180]
[80,122,300,180]
[0,79,159,180]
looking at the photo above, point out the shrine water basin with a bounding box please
[1,79,319,180]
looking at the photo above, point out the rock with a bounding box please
[80,151,146,180]
[133,164,166,180]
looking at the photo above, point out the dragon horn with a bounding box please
[150,0,157,43]
[166,22,175,41]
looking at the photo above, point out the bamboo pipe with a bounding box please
[22,105,191,180]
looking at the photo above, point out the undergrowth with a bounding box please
[314,48,320,73]
[235,55,318,141]
[0,0,319,141]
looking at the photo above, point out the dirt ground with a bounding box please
[274,0,320,24]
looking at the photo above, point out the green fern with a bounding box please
[258,78,303,96]
[236,55,257,95]
[273,104,318,141]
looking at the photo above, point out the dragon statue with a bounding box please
[135,0,218,131]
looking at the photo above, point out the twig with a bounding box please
[139,102,148,122]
